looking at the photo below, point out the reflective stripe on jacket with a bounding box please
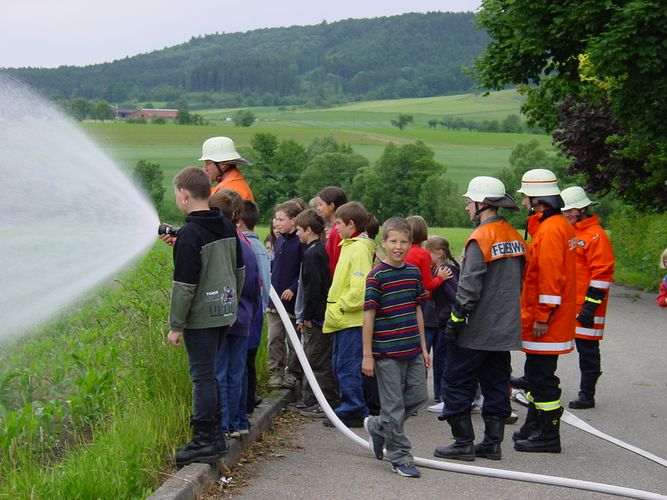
[573,215,615,340]
[521,212,577,355]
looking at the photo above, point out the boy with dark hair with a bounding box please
[238,199,271,412]
[362,217,429,478]
[323,201,376,428]
[294,209,337,416]
[167,167,245,467]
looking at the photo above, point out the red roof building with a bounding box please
[127,108,178,120]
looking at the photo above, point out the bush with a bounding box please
[132,160,165,210]
[608,207,667,290]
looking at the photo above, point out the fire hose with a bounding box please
[270,286,666,499]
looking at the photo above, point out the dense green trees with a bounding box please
[474,0,667,210]
[4,13,488,108]
[391,114,414,130]
[243,134,465,227]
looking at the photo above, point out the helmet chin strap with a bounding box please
[473,202,491,226]
[214,162,232,182]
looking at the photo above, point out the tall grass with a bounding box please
[0,243,191,497]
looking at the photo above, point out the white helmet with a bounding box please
[561,186,597,211]
[517,168,561,197]
[463,176,519,210]
[464,176,506,202]
[198,136,251,165]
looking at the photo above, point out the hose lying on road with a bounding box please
[270,287,666,500]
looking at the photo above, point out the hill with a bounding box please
[2,12,488,108]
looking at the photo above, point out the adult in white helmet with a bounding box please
[512,168,576,454]
[560,186,615,410]
[200,136,254,201]
[434,177,525,462]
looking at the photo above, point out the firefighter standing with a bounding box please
[433,177,525,462]
[560,186,615,409]
[513,169,577,454]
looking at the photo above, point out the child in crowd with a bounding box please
[266,200,304,389]
[362,217,429,478]
[293,209,338,416]
[166,167,244,467]
[405,216,454,353]
[238,200,271,413]
[209,190,261,439]
[322,202,376,428]
[657,248,667,308]
[423,236,460,413]
[264,218,279,261]
[317,186,348,277]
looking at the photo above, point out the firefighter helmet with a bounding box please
[198,136,251,165]
[561,186,597,211]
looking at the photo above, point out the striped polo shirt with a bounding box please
[364,261,426,360]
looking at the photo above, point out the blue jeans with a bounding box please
[216,332,249,432]
[183,326,228,422]
[332,327,368,419]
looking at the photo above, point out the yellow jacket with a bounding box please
[322,235,376,333]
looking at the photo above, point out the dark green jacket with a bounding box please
[169,208,245,331]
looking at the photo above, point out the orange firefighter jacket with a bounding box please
[573,215,615,340]
[211,168,255,201]
[521,211,577,355]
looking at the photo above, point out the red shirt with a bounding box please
[325,225,342,278]
[404,244,444,292]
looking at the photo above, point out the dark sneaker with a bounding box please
[282,373,298,389]
[364,417,384,460]
[392,462,421,478]
[299,404,326,418]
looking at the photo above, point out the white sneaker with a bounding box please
[427,402,444,413]
[511,388,529,407]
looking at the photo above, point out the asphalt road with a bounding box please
[237,285,666,499]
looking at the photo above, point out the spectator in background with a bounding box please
[657,248,667,308]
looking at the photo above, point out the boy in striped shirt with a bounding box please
[362,217,430,478]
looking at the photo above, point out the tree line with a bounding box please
[3,12,488,109]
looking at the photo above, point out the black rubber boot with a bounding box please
[568,372,600,409]
[434,414,475,461]
[514,407,563,453]
[175,420,219,467]
[512,402,539,442]
[474,416,505,460]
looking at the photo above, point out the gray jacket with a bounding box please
[455,216,524,351]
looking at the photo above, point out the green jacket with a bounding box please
[323,234,376,333]
[169,209,245,331]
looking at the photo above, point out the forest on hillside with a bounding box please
[2,12,488,108]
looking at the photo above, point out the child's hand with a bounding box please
[362,356,375,377]
[167,330,182,346]
[281,289,295,301]
[303,319,313,328]
[422,351,431,370]
[437,265,453,281]
[159,224,177,246]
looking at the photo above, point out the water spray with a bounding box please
[269,286,666,499]
[0,76,159,339]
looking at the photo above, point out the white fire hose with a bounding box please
[270,287,666,499]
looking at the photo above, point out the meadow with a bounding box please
[84,89,553,210]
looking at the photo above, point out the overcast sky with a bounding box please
[1,0,482,69]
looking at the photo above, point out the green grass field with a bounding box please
[83,89,552,210]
